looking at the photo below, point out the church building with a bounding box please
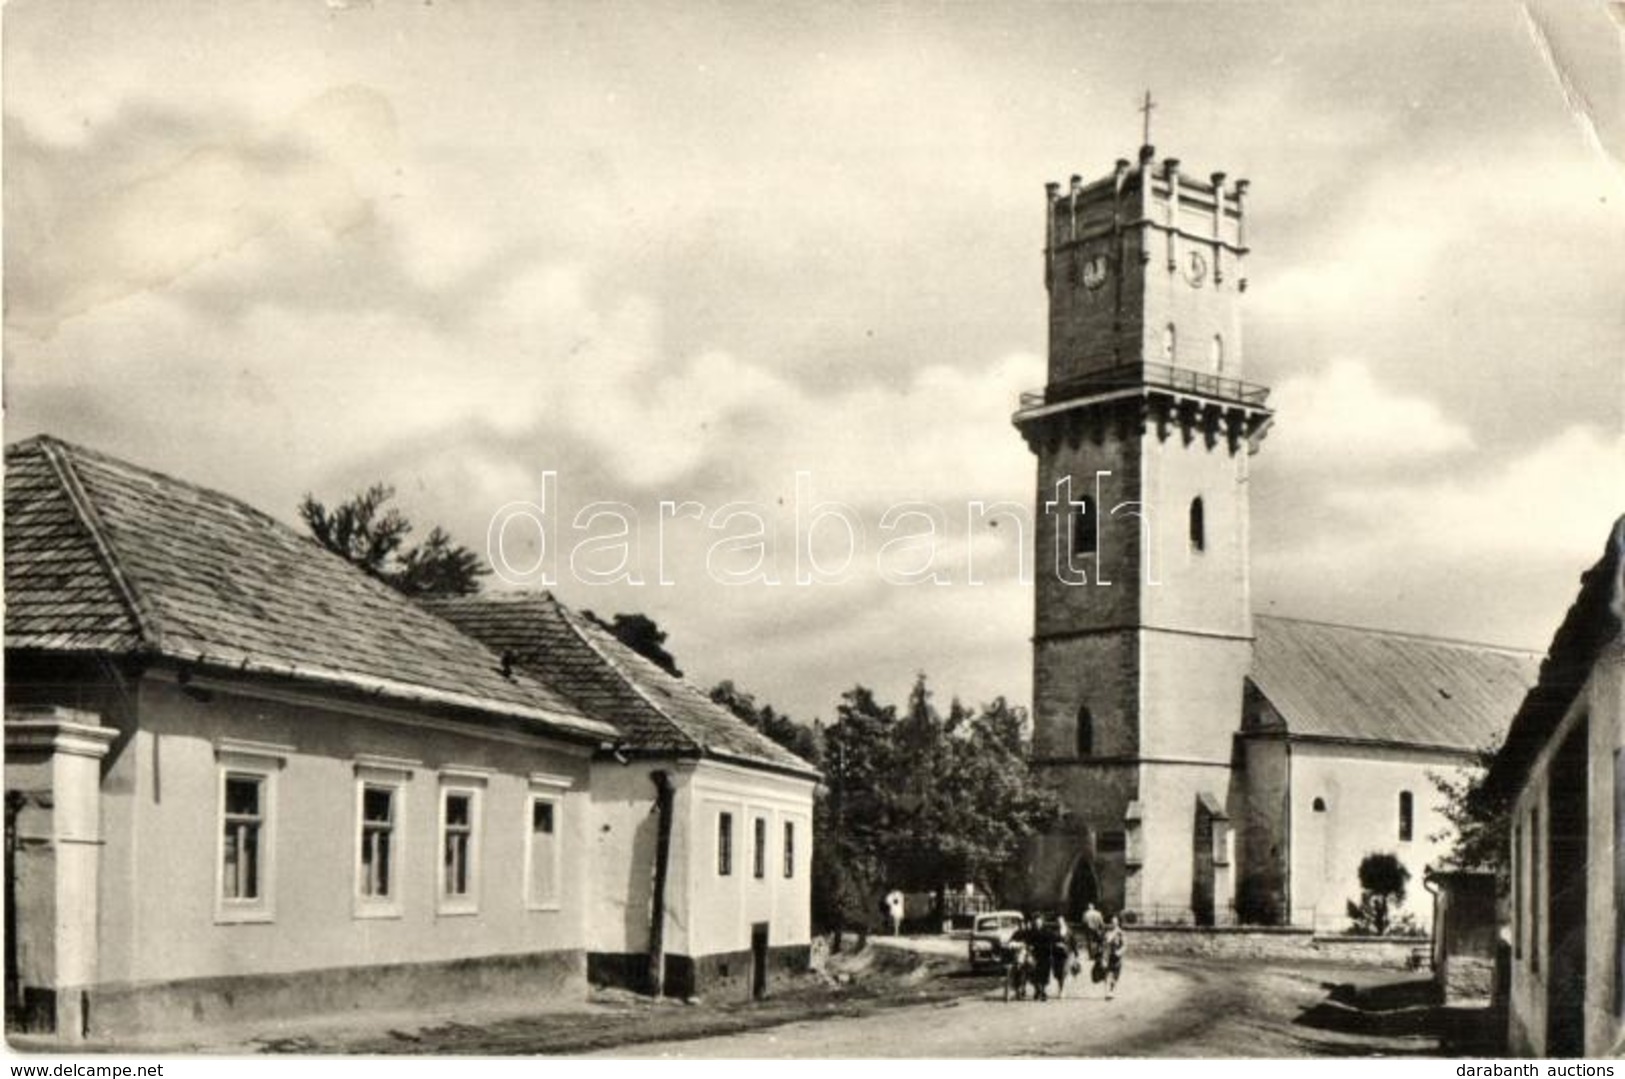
[1012,142,1539,931]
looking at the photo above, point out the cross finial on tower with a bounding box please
[1139,90,1157,148]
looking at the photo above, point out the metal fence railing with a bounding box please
[1017,361,1272,412]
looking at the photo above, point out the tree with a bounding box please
[584,611,681,677]
[300,484,487,598]
[1346,852,1419,936]
[1428,741,1511,874]
[817,675,1060,929]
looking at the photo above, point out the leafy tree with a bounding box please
[301,484,487,598]
[817,675,1059,929]
[1346,852,1419,936]
[1428,741,1510,874]
[585,611,682,677]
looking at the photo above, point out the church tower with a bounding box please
[1014,138,1272,923]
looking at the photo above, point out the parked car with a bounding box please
[967,909,1026,970]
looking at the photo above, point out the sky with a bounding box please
[5,0,1623,723]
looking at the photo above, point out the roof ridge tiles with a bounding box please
[34,437,166,650]
[549,599,704,754]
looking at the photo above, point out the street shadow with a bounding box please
[1291,978,1501,1057]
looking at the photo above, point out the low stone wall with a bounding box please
[1127,925,1428,968]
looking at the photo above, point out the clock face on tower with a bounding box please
[1081,253,1110,291]
[1183,249,1208,288]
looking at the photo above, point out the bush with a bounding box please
[1345,852,1415,935]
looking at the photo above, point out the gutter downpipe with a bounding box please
[648,770,676,996]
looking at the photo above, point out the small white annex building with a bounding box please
[2,435,817,1043]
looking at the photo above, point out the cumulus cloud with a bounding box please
[1268,358,1474,466]
[4,86,400,337]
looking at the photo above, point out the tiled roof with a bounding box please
[1249,615,1541,753]
[429,593,821,779]
[1485,516,1625,798]
[3,436,614,742]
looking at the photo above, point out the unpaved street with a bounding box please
[589,956,1470,1058]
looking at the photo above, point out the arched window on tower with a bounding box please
[1072,494,1098,556]
[1211,334,1224,373]
[1312,797,1327,813]
[1076,707,1093,758]
[1162,323,1177,363]
[1189,496,1206,552]
[1398,791,1414,842]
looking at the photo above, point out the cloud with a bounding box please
[4,86,400,338]
[1268,359,1474,467]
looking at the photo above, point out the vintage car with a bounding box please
[966,909,1027,970]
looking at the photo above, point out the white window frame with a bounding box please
[524,772,570,912]
[213,740,288,925]
[437,774,485,916]
[354,758,414,920]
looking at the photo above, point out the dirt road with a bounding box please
[585,957,1463,1058]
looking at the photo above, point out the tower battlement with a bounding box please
[1040,146,1256,390]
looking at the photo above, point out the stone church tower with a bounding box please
[1013,144,1273,923]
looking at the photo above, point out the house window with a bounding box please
[1072,495,1098,556]
[753,817,767,879]
[1312,797,1326,813]
[361,786,397,899]
[1398,791,1414,842]
[222,775,264,902]
[214,741,285,924]
[784,821,796,879]
[1189,497,1206,552]
[526,794,562,910]
[1076,707,1094,758]
[352,770,410,918]
[718,811,734,876]
[438,786,481,914]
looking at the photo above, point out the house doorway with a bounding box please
[1546,719,1588,1057]
[750,923,769,1001]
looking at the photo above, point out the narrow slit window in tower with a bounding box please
[1162,323,1176,363]
[1211,334,1224,372]
[1189,497,1206,552]
[1072,495,1098,556]
[1076,707,1093,758]
[1398,791,1414,841]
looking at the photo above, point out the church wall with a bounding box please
[1288,742,1461,933]
[1233,735,1290,923]
[1132,761,1234,920]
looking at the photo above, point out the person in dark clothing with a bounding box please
[1102,916,1126,999]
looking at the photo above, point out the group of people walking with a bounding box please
[1003,903,1125,1002]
